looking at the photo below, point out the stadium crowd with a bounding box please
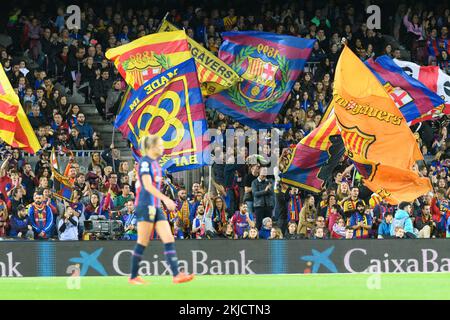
[0,0,449,241]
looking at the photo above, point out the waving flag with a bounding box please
[333,46,431,204]
[0,63,40,154]
[393,58,450,120]
[280,115,345,193]
[105,31,191,90]
[365,56,445,124]
[158,18,240,96]
[115,59,209,173]
[206,31,315,128]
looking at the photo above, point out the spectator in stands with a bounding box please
[377,211,394,239]
[285,222,300,239]
[349,201,372,239]
[391,202,416,239]
[342,187,364,222]
[114,183,134,209]
[57,205,79,241]
[92,68,113,119]
[251,166,274,230]
[230,203,254,238]
[331,217,346,239]
[28,190,54,239]
[176,188,194,238]
[259,217,272,239]
[28,104,46,130]
[9,204,33,238]
[297,195,316,238]
[122,206,137,240]
[101,144,121,170]
[75,113,94,140]
[415,204,435,238]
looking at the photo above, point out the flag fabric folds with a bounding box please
[393,58,450,120]
[105,31,191,90]
[280,115,345,193]
[206,31,315,129]
[0,63,40,154]
[114,58,209,173]
[365,55,445,125]
[332,46,432,204]
[50,148,75,202]
[158,19,240,96]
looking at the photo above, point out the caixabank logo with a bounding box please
[297,243,450,274]
[300,246,338,274]
[69,248,108,276]
[67,246,257,276]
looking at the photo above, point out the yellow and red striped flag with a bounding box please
[0,63,40,154]
[105,30,191,90]
[158,19,240,96]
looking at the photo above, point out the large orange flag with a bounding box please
[105,30,191,90]
[332,46,431,204]
[0,64,40,154]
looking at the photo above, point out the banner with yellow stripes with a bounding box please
[158,19,240,96]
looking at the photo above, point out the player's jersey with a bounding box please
[135,155,162,208]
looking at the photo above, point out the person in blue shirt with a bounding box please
[122,210,137,241]
[259,217,272,239]
[377,211,394,239]
[390,202,416,238]
[75,113,94,140]
[9,204,33,238]
[129,135,194,285]
[28,190,54,239]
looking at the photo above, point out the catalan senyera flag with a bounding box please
[206,31,315,129]
[105,31,191,90]
[114,59,209,173]
[0,63,40,154]
[365,55,445,125]
[332,46,432,204]
[280,115,345,193]
[158,19,240,96]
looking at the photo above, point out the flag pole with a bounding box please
[112,116,116,173]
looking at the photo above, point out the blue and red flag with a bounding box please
[115,58,209,173]
[280,116,345,193]
[365,55,445,125]
[206,31,315,129]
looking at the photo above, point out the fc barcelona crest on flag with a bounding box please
[207,31,315,128]
[338,120,376,159]
[239,56,280,103]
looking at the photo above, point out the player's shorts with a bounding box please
[135,205,167,223]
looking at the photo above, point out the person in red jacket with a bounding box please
[430,189,449,237]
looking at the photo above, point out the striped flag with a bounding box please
[206,31,315,128]
[393,58,450,121]
[365,56,445,125]
[105,30,191,90]
[0,63,40,154]
[280,115,345,193]
[157,18,240,96]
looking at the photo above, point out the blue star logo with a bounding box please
[69,248,108,276]
[300,246,338,273]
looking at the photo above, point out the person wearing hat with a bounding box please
[9,204,33,239]
[349,200,372,239]
[259,217,273,239]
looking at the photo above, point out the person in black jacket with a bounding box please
[92,69,113,118]
[251,166,274,230]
